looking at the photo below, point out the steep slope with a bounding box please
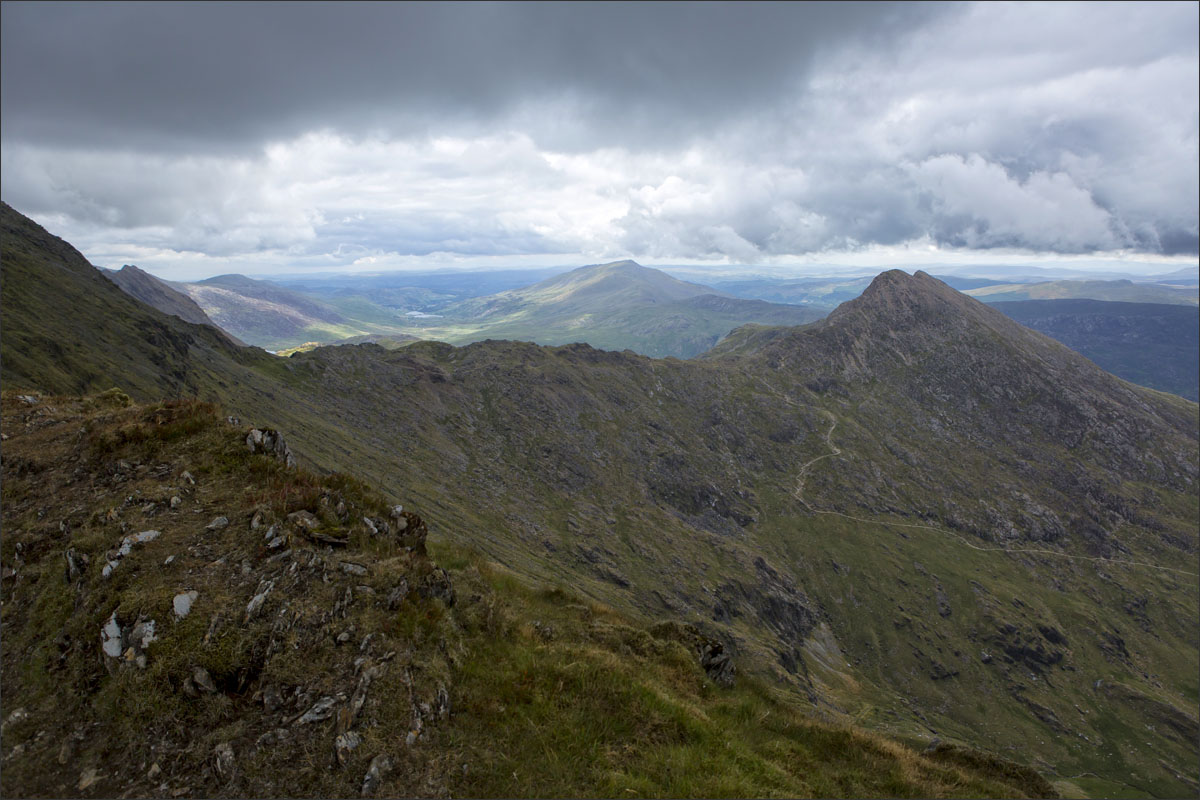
[173,274,364,350]
[399,260,826,358]
[965,278,1198,306]
[990,299,1199,401]
[0,202,267,400]
[103,264,245,345]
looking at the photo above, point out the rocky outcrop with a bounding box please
[650,621,736,687]
[247,428,297,468]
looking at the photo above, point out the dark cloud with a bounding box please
[1,1,944,152]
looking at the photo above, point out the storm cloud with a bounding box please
[2,1,1196,277]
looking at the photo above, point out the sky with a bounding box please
[2,1,1197,281]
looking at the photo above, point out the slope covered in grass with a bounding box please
[0,391,1053,798]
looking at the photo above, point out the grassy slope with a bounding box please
[0,392,1052,799]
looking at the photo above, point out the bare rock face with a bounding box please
[246,428,297,468]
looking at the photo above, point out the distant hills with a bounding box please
[964,278,1198,306]
[155,260,827,359]
[420,260,827,358]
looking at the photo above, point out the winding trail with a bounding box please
[757,377,1200,582]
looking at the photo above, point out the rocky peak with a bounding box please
[826,269,990,331]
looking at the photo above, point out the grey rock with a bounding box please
[362,517,378,536]
[213,742,235,780]
[295,696,339,725]
[245,579,276,622]
[3,707,29,730]
[262,684,283,712]
[386,580,409,610]
[935,586,952,618]
[181,471,195,485]
[287,510,319,530]
[267,536,286,550]
[193,666,218,694]
[349,665,381,724]
[361,754,393,797]
[169,496,182,510]
[174,590,199,619]
[77,768,100,791]
[335,730,361,766]
[64,548,89,581]
[341,561,368,577]
[246,428,297,469]
[102,529,163,578]
[255,727,291,749]
[205,516,229,531]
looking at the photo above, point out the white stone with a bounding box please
[101,613,123,658]
[174,590,199,619]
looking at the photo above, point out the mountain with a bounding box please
[990,299,1199,401]
[965,278,1198,306]
[3,204,1198,796]
[172,274,364,350]
[400,260,827,358]
[103,264,245,345]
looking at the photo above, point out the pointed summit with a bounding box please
[828,270,992,329]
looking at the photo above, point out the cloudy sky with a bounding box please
[2,1,1197,279]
